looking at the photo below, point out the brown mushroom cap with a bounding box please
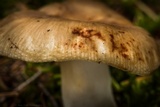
[0,10,159,75]
[39,1,132,25]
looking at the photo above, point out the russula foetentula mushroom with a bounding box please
[39,1,160,107]
[0,2,159,107]
[40,1,125,107]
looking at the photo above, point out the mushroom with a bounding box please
[39,1,160,107]
[0,3,159,107]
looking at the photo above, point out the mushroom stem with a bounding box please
[60,60,116,107]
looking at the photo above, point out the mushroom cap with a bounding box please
[0,10,159,75]
[39,1,132,25]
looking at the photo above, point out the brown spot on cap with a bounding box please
[8,38,19,49]
[138,57,144,62]
[121,53,130,60]
[110,34,117,52]
[72,27,82,35]
[47,29,50,32]
[72,27,105,41]
[118,31,125,34]
[120,43,128,52]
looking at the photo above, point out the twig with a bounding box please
[0,78,8,90]
[15,70,42,92]
[38,83,59,107]
[135,1,158,21]
[0,70,42,97]
[40,93,47,107]
[0,91,18,97]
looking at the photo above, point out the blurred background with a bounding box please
[0,0,160,107]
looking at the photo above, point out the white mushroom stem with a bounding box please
[60,60,116,107]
